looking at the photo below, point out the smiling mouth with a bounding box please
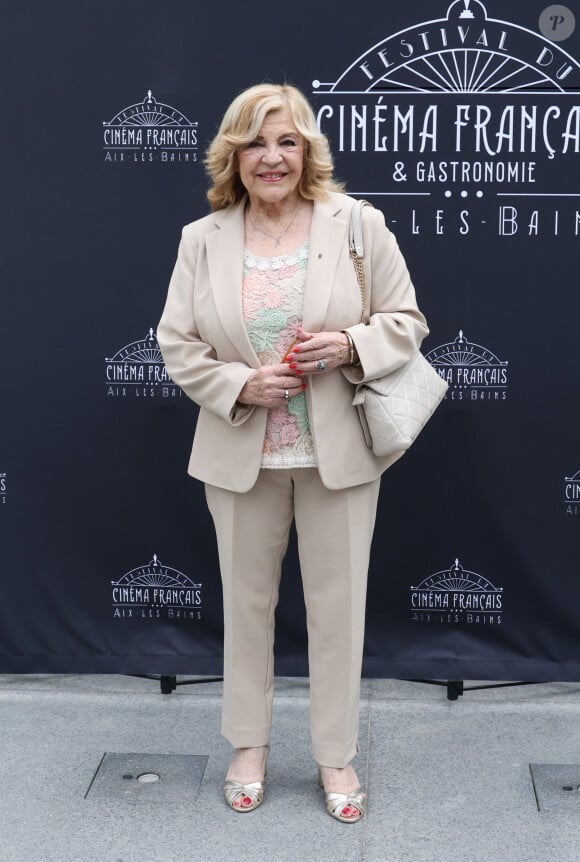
[259,172,286,180]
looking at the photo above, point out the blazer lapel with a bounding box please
[205,195,349,363]
[205,200,261,368]
[302,196,349,331]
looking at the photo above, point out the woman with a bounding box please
[157,83,428,822]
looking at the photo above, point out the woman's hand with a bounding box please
[287,326,350,374]
[237,364,306,408]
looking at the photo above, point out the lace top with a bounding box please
[242,242,316,469]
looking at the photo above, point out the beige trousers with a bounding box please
[205,468,380,768]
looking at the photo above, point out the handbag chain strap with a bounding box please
[350,250,366,324]
[349,199,371,324]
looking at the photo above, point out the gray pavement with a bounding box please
[1,674,579,862]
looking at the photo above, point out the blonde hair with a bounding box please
[205,83,344,210]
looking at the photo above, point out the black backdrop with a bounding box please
[2,0,579,678]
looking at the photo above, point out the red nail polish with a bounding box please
[296,370,303,375]
[292,346,300,353]
[289,362,297,369]
[301,383,306,390]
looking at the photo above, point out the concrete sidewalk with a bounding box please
[0,674,579,862]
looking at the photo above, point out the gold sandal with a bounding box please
[318,767,366,823]
[223,778,265,813]
[224,746,268,813]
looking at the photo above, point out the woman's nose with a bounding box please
[261,144,282,163]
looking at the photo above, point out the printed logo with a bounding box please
[538,5,576,42]
[0,472,6,505]
[105,328,182,399]
[425,330,509,400]
[111,554,202,622]
[564,468,580,515]
[103,90,199,164]
[313,0,580,238]
[410,558,504,625]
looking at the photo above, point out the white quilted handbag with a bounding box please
[349,200,448,456]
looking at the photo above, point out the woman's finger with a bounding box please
[295,325,314,343]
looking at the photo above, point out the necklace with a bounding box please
[247,206,300,248]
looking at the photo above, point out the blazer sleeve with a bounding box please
[157,226,255,426]
[341,205,429,385]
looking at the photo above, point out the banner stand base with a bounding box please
[126,674,223,694]
[127,675,543,699]
[405,680,543,701]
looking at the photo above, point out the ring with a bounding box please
[316,359,327,372]
[284,389,289,401]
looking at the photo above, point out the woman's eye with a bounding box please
[282,139,298,147]
[246,141,263,149]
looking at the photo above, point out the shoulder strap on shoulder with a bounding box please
[349,199,372,259]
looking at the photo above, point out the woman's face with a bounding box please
[237,109,305,207]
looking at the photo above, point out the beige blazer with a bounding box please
[157,192,429,492]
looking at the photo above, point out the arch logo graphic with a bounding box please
[313,0,580,237]
[111,554,202,622]
[105,328,182,399]
[103,90,199,164]
[410,557,504,625]
[425,330,508,400]
[564,469,580,515]
[314,0,579,95]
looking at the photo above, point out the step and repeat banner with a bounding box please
[2,0,579,678]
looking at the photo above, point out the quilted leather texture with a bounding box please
[353,352,448,456]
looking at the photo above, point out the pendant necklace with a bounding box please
[248,206,300,248]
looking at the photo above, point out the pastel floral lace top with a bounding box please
[242,241,316,469]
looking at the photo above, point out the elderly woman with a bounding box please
[157,83,428,822]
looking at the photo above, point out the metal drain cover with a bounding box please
[86,753,208,802]
[530,764,580,812]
